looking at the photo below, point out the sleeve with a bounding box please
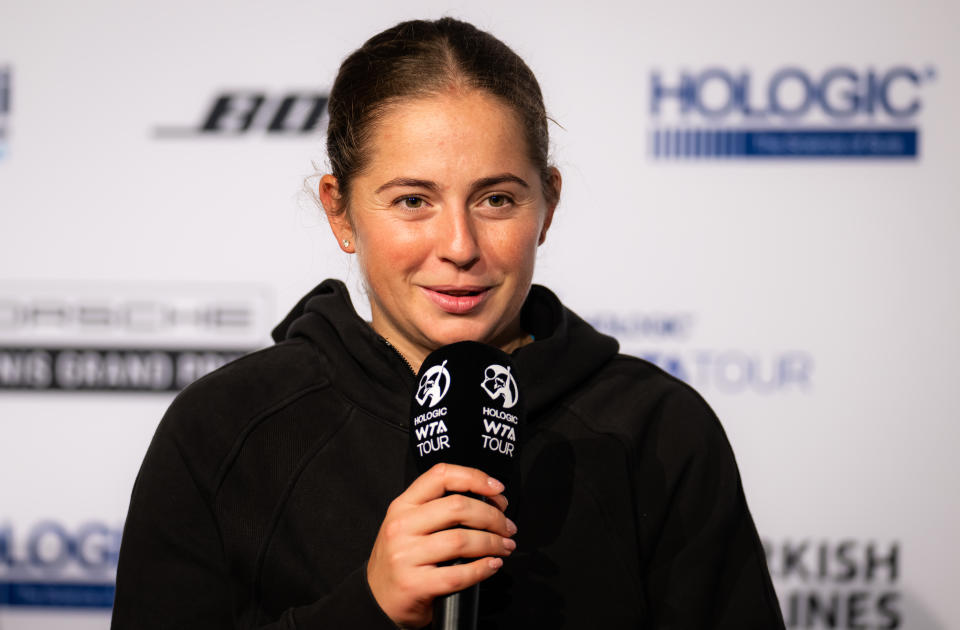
[110,424,399,630]
[635,388,785,629]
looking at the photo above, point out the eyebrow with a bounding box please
[374,173,530,195]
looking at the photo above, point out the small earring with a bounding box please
[342,239,350,248]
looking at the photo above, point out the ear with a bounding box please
[538,167,562,245]
[318,174,355,253]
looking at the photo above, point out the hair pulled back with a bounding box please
[326,17,558,211]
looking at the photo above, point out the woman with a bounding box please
[112,18,784,629]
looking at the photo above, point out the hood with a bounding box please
[272,279,619,424]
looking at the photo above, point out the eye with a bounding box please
[397,196,425,210]
[484,194,513,208]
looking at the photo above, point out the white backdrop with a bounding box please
[1,1,957,628]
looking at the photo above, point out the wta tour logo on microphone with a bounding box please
[415,360,451,408]
[480,364,519,457]
[412,361,452,457]
[409,343,524,484]
[481,364,518,409]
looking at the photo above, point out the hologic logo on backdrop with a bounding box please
[0,520,120,608]
[0,66,10,161]
[154,90,329,138]
[648,66,937,159]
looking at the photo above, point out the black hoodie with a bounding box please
[112,280,784,629]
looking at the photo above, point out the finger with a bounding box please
[485,493,509,513]
[411,528,516,566]
[401,463,505,506]
[405,493,517,537]
[424,557,505,598]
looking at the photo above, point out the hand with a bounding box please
[366,463,518,628]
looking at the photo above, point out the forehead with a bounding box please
[362,90,534,179]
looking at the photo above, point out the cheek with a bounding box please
[355,220,428,276]
[483,221,542,274]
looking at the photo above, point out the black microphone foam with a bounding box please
[409,341,524,491]
[408,341,524,630]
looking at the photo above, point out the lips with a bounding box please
[420,285,491,314]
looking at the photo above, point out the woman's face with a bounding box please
[321,89,558,369]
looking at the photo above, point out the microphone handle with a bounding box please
[433,581,479,630]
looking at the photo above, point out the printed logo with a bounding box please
[0,66,10,161]
[587,311,813,395]
[0,519,120,608]
[416,360,450,408]
[481,364,518,409]
[154,90,329,138]
[0,281,272,393]
[649,65,937,160]
[765,538,902,629]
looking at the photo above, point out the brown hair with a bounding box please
[326,17,559,211]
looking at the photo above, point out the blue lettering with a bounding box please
[880,66,921,116]
[779,352,814,390]
[0,522,11,566]
[27,521,71,570]
[695,68,738,117]
[75,522,119,570]
[640,350,813,393]
[650,72,696,115]
[819,67,860,117]
[650,66,927,120]
[0,521,123,573]
[769,68,814,117]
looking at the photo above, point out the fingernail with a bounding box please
[503,537,517,551]
[487,477,505,492]
[489,557,503,570]
[505,518,518,535]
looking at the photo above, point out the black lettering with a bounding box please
[818,541,829,580]
[201,94,265,132]
[298,95,328,131]
[0,67,9,114]
[786,591,800,627]
[845,591,869,629]
[266,94,328,132]
[876,592,901,629]
[865,542,898,583]
[835,540,858,582]
[266,95,298,131]
[806,591,839,628]
[782,540,809,580]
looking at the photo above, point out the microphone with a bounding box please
[409,341,524,630]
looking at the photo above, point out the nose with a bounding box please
[436,206,480,269]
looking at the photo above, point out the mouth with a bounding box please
[432,287,487,297]
[420,285,492,314]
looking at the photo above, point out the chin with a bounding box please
[423,319,499,348]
